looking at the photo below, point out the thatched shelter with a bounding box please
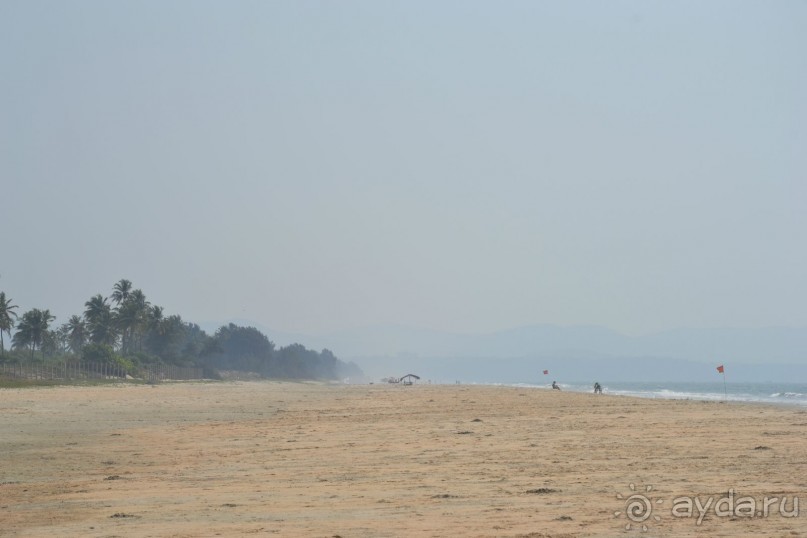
[400,374,420,385]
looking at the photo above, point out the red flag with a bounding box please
[716,365,724,374]
[543,370,549,375]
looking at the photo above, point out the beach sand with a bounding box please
[1,381,805,537]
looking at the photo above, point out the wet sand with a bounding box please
[1,381,806,537]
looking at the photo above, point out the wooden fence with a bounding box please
[0,361,205,382]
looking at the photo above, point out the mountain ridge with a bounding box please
[198,321,807,363]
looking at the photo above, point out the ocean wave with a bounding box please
[466,381,807,407]
[484,381,807,407]
[599,386,807,407]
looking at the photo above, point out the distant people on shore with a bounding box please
[594,382,602,394]
[552,381,561,390]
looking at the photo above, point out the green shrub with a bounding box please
[81,344,134,374]
[81,343,117,363]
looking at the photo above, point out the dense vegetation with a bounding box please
[0,281,362,381]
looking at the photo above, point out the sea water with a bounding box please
[505,381,807,407]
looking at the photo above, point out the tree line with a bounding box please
[0,281,362,381]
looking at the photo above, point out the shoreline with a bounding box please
[3,375,806,413]
[2,381,806,537]
[460,379,807,410]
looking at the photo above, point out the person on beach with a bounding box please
[594,382,602,394]
[552,381,561,390]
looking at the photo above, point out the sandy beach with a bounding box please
[1,381,805,537]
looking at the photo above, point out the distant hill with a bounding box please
[198,321,807,383]
[353,355,807,384]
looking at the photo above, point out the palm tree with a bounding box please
[115,288,150,355]
[41,329,59,357]
[84,294,117,347]
[127,289,150,352]
[12,308,55,359]
[66,315,87,353]
[111,279,132,306]
[149,305,164,329]
[147,313,185,360]
[12,318,32,355]
[56,323,70,353]
[116,299,139,354]
[0,291,19,355]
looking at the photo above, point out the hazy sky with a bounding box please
[2,1,805,337]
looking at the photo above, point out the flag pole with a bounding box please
[717,364,727,401]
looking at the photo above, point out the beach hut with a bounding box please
[400,374,420,386]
